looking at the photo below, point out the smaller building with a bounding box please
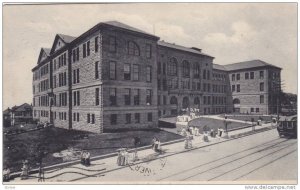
[8,103,33,126]
[3,108,11,127]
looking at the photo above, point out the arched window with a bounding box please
[182,60,190,77]
[170,96,178,105]
[194,97,200,105]
[233,98,240,104]
[128,41,140,56]
[182,97,189,109]
[168,58,177,76]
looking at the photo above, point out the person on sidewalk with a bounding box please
[20,160,29,180]
[218,127,223,137]
[38,163,45,182]
[85,151,91,166]
[194,127,199,136]
[3,166,10,182]
[151,137,157,150]
[203,131,209,142]
[133,137,141,162]
[80,150,85,165]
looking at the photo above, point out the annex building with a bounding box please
[32,21,281,133]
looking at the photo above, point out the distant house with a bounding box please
[7,103,33,126]
[3,108,11,127]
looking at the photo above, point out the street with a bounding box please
[10,128,297,183]
[77,129,297,183]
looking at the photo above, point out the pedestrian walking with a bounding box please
[3,167,10,182]
[203,131,209,142]
[20,160,29,180]
[218,127,223,137]
[151,137,157,150]
[194,127,199,136]
[80,150,85,165]
[133,137,141,162]
[117,149,122,166]
[38,163,45,182]
[85,151,91,166]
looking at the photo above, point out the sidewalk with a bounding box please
[8,122,275,183]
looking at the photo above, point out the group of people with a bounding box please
[117,148,129,166]
[152,137,162,153]
[80,150,91,166]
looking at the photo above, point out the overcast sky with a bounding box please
[3,3,297,109]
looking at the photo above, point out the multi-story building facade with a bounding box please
[223,60,282,115]
[32,21,281,133]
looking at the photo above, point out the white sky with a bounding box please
[3,3,297,110]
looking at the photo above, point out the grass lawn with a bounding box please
[188,117,249,133]
[3,123,38,133]
[3,127,182,173]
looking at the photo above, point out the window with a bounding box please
[128,41,140,56]
[163,63,166,75]
[182,60,190,77]
[158,62,161,74]
[168,58,177,76]
[87,113,90,123]
[77,113,79,122]
[146,89,152,105]
[124,63,131,80]
[193,63,200,78]
[109,61,116,80]
[260,71,264,79]
[53,75,56,88]
[83,43,86,58]
[146,44,152,58]
[157,95,161,105]
[73,69,80,84]
[111,114,117,125]
[59,92,68,107]
[109,88,117,106]
[203,70,207,79]
[260,95,264,104]
[256,108,259,113]
[232,74,235,81]
[91,114,95,124]
[125,113,131,124]
[158,79,161,90]
[260,82,264,91]
[146,66,152,82]
[109,36,116,52]
[95,88,99,105]
[133,64,139,81]
[245,72,249,80]
[148,113,153,122]
[134,113,140,123]
[87,41,90,56]
[237,73,240,80]
[232,85,235,92]
[73,91,80,106]
[95,61,99,79]
[124,88,131,105]
[250,72,254,79]
[133,89,140,105]
[163,96,167,105]
[237,84,240,92]
[95,36,99,52]
[83,41,90,58]
[251,108,254,112]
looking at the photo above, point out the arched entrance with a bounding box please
[233,98,240,113]
[170,96,178,116]
[182,97,189,109]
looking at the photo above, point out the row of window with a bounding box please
[53,53,67,70]
[203,96,227,105]
[231,71,264,81]
[109,62,152,82]
[158,61,208,79]
[212,84,227,93]
[232,82,265,93]
[110,112,152,125]
[38,79,49,92]
[37,95,49,107]
[109,88,152,106]
[212,73,226,81]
